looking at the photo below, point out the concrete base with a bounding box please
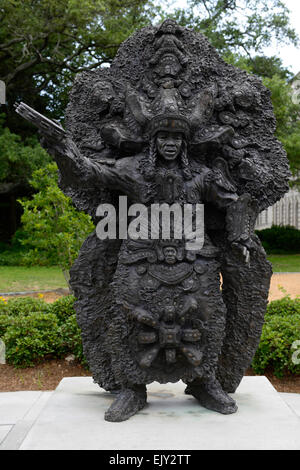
[14,376,300,450]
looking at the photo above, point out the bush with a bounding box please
[0,295,85,367]
[0,314,12,337]
[0,249,25,266]
[256,225,300,254]
[265,296,300,317]
[57,314,85,363]
[252,296,300,377]
[3,312,60,367]
[18,163,94,271]
[48,295,76,324]
[0,297,50,316]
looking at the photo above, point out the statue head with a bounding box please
[145,115,192,180]
[92,81,115,107]
[163,246,177,264]
[158,19,180,35]
[156,131,183,161]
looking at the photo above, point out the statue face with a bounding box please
[93,81,114,105]
[163,246,177,264]
[156,131,183,160]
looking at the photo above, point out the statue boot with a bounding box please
[185,376,238,415]
[104,384,147,422]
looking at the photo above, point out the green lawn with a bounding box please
[0,266,68,293]
[0,255,299,293]
[267,254,300,273]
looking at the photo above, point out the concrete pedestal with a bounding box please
[17,377,300,450]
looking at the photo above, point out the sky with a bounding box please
[169,0,300,75]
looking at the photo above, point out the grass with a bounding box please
[0,266,68,293]
[0,254,299,293]
[267,254,300,273]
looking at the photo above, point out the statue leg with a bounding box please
[181,258,237,414]
[104,384,147,422]
[185,375,237,414]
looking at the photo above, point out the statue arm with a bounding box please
[41,135,131,192]
[200,167,258,260]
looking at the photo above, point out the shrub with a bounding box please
[252,297,300,377]
[3,312,60,367]
[0,297,50,316]
[256,225,300,254]
[0,314,12,337]
[57,314,84,363]
[48,295,76,324]
[0,295,83,367]
[0,249,25,266]
[0,230,30,266]
[18,163,94,271]
[266,296,300,317]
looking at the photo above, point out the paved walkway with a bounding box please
[269,273,300,300]
[0,391,53,450]
[0,380,299,450]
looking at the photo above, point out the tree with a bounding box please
[0,0,162,128]
[263,75,300,182]
[17,163,95,278]
[173,0,298,56]
[0,114,51,188]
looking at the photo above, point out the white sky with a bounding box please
[169,0,300,75]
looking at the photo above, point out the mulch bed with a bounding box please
[0,360,299,393]
[0,359,92,392]
[245,368,300,393]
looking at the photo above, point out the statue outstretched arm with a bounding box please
[14,102,127,191]
[40,133,133,194]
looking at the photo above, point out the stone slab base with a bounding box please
[19,376,300,450]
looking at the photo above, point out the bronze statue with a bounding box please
[15,19,291,422]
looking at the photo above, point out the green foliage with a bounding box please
[0,230,29,266]
[0,0,163,194]
[177,0,298,56]
[0,297,49,316]
[0,295,85,367]
[18,163,95,271]
[256,225,300,254]
[252,296,300,377]
[57,314,85,363]
[0,249,25,266]
[0,114,51,185]
[262,75,300,172]
[48,295,76,324]
[1,0,161,125]
[223,54,292,80]
[2,312,60,367]
[246,56,292,81]
[266,296,300,317]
